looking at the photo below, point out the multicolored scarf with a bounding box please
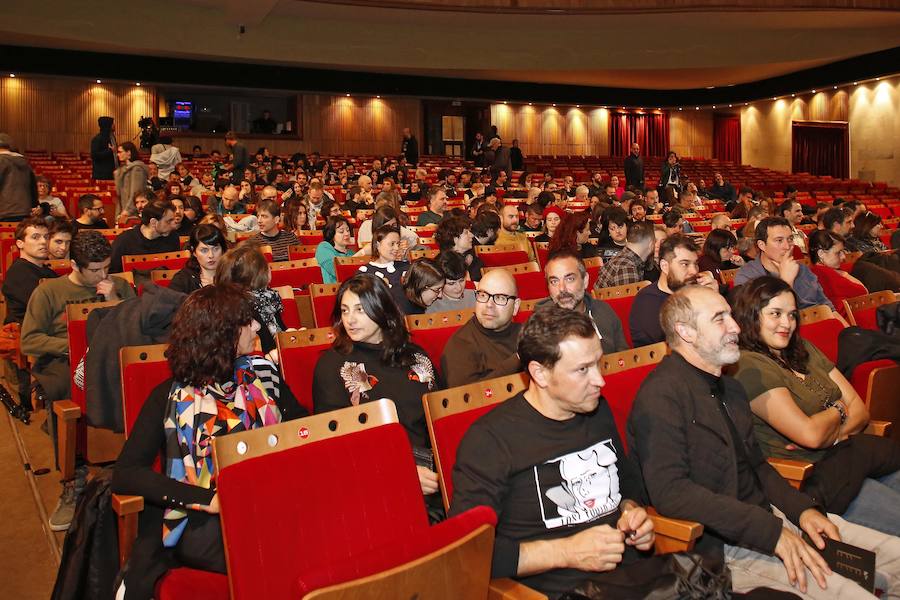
[162,355,282,547]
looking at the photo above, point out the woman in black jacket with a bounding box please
[312,275,440,502]
[168,224,228,294]
[111,284,304,599]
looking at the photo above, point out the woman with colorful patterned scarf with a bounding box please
[112,284,306,600]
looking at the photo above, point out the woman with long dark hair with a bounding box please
[112,284,303,599]
[113,141,149,221]
[730,276,900,536]
[312,275,440,499]
[400,258,445,315]
[846,211,888,253]
[169,224,229,293]
[698,228,743,292]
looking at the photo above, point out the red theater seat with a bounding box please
[276,328,335,414]
[406,310,473,373]
[592,281,651,348]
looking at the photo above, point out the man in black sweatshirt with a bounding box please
[0,133,38,221]
[450,306,655,597]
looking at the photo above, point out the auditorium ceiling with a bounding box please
[4,0,900,90]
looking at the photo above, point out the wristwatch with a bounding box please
[824,399,847,425]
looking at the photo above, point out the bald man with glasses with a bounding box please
[440,268,522,387]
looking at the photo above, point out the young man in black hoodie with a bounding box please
[90,116,116,180]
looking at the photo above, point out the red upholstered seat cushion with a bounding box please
[512,271,549,300]
[602,363,659,451]
[852,306,879,331]
[604,296,638,348]
[431,404,500,501]
[279,341,331,414]
[312,293,337,328]
[155,568,228,600]
[410,322,468,373]
[122,359,172,436]
[217,423,428,600]
[849,359,897,401]
[269,263,323,291]
[293,505,497,596]
[478,250,530,268]
[800,318,844,364]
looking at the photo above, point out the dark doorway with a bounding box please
[791,121,849,179]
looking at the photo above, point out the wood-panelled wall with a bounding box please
[669,111,714,160]
[0,76,154,154]
[0,77,421,157]
[490,104,610,156]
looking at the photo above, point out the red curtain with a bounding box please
[609,112,669,157]
[792,121,849,179]
[713,115,741,163]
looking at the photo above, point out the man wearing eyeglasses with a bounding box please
[71,194,110,234]
[440,268,522,387]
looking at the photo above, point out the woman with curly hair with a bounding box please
[547,210,599,259]
[730,276,900,536]
[112,284,304,599]
[312,274,441,503]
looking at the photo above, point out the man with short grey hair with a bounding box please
[629,285,900,598]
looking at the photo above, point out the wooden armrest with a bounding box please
[647,507,704,554]
[489,578,548,600]
[112,493,144,516]
[53,399,82,480]
[647,509,703,543]
[52,399,81,421]
[112,493,144,568]
[863,420,892,437]
[768,457,813,489]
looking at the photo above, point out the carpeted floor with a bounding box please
[0,404,64,600]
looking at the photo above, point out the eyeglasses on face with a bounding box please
[474,290,517,306]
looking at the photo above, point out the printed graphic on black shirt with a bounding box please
[535,439,621,529]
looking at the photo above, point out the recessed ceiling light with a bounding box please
[576,104,580,108]
[811,89,816,93]
[135,82,141,86]
[528,102,532,106]
[9,74,14,78]
[791,94,796,97]
[695,106,699,110]
[678,107,683,111]
[745,102,750,106]
[728,104,733,108]
[712,105,716,109]
[503,101,507,104]
[376,95,381,99]
[706,86,715,90]
[853,82,858,85]
[833,85,838,89]
[96,79,102,84]
[876,77,881,81]
[346,93,350,97]
[552,103,556,107]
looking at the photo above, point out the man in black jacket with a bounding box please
[629,285,900,597]
[451,306,655,597]
[0,133,38,221]
[90,117,116,180]
[401,127,419,166]
[623,143,644,189]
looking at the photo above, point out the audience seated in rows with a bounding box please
[731,276,900,535]
[169,224,228,294]
[109,199,180,274]
[426,251,476,313]
[314,215,355,284]
[629,285,900,597]
[698,228,744,294]
[22,231,135,529]
[249,199,298,262]
[111,284,304,600]
[548,211,599,261]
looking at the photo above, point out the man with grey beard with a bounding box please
[628,286,900,598]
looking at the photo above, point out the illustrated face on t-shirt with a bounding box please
[536,440,622,529]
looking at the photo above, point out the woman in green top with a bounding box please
[730,276,900,536]
[315,215,354,284]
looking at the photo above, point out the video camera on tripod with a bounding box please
[137,115,159,149]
